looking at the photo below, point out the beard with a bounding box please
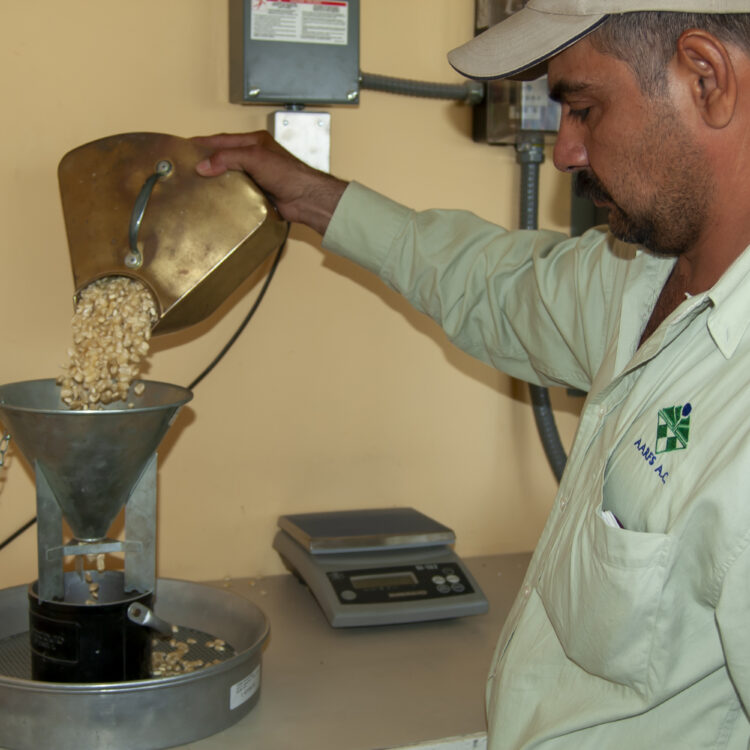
[574,170,663,251]
[572,121,714,258]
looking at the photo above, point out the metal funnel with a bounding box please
[0,379,192,542]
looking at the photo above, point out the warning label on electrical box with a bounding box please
[250,0,349,46]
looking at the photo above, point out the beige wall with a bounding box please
[0,0,581,589]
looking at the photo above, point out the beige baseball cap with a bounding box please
[448,0,750,80]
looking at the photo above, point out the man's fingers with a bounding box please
[190,131,342,231]
[195,154,229,177]
[191,132,267,149]
[193,131,296,178]
[195,145,274,177]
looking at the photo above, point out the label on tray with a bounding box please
[230,664,262,710]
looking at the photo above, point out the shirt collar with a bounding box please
[706,243,750,359]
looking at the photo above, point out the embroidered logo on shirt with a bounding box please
[655,403,692,454]
[633,438,670,484]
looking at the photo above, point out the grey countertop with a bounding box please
[180,552,530,750]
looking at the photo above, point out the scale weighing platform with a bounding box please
[272,508,489,627]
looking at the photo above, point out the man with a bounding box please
[196,2,750,747]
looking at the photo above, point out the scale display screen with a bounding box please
[350,571,418,590]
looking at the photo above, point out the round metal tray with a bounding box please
[0,578,269,750]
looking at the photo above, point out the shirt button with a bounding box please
[523,584,532,599]
[559,496,568,512]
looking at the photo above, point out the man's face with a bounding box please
[547,38,714,256]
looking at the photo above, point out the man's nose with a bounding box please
[553,121,589,173]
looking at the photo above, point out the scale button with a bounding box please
[446,574,460,584]
[431,575,446,585]
[341,590,357,601]
[451,583,465,593]
[437,584,451,594]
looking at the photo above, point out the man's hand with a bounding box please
[193,131,348,236]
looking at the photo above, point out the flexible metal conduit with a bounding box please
[516,134,568,482]
[359,72,484,104]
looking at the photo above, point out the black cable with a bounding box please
[0,223,290,552]
[187,222,289,390]
[0,516,37,552]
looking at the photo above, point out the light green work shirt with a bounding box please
[323,182,750,749]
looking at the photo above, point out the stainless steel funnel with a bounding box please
[0,379,191,542]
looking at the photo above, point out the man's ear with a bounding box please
[675,30,737,129]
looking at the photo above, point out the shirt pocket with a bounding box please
[536,509,672,695]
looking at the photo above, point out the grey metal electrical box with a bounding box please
[474,77,560,145]
[472,0,559,145]
[229,0,360,106]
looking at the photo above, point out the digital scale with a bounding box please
[272,507,488,627]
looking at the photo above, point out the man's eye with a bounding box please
[568,106,591,122]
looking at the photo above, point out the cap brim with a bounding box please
[448,7,608,81]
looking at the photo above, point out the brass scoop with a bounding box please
[58,132,288,335]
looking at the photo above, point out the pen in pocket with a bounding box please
[599,509,624,528]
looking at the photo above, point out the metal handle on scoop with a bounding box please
[127,602,175,637]
[125,159,173,269]
[0,434,10,467]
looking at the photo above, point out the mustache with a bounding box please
[574,171,614,205]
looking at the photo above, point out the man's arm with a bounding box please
[193,131,624,392]
[193,131,348,235]
[323,182,622,392]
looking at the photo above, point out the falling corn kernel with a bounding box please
[58,276,157,410]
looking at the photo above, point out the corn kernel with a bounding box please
[59,277,157,409]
